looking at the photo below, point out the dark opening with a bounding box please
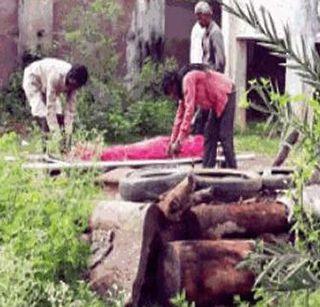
[246,40,286,122]
[315,42,320,55]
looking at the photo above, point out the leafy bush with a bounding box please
[0,71,32,132]
[75,80,134,142]
[74,55,177,142]
[131,57,177,100]
[223,1,320,306]
[128,99,176,136]
[0,133,105,306]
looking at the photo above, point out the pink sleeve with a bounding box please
[177,75,196,142]
[170,100,185,143]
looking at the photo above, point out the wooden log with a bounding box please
[273,130,299,167]
[157,240,255,306]
[128,206,190,307]
[157,174,196,221]
[184,202,289,240]
[128,200,289,306]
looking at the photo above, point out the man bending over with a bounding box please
[23,58,88,152]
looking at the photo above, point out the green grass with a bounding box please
[235,123,280,157]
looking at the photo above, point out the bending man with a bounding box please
[191,1,226,135]
[23,58,88,152]
[163,64,237,168]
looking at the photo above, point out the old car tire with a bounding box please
[119,169,189,202]
[194,169,262,201]
[260,167,294,190]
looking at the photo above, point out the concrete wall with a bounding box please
[0,0,18,88]
[126,0,165,86]
[165,0,195,67]
[19,0,53,56]
[53,0,135,75]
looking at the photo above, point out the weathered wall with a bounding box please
[165,0,195,67]
[19,0,53,56]
[53,0,135,75]
[125,0,165,87]
[0,0,18,88]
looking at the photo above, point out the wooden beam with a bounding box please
[21,154,255,171]
[22,157,203,171]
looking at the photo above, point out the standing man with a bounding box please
[196,1,225,72]
[191,1,226,135]
[23,58,89,152]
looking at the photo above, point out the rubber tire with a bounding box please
[260,167,294,190]
[119,169,189,202]
[193,169,262,201]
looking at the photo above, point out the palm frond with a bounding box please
[219,0,320,95]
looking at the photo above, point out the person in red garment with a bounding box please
[162,64,237,168]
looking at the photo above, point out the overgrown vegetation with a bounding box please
[0,133,108,306]
[74,57,177,142]
[220,0,320,305]
[0,71,32,134]
[63,0,177,142]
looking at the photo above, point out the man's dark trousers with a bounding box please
[202,90,237,168]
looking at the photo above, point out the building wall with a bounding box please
[19,0,53,56]
[53,0,135,75]
[165,0,195,67]
[0,0,18,88]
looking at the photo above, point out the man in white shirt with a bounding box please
[23,58,88,152]
[190,22,205,64]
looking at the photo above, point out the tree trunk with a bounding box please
[185,202,289,240]
[157,240,255,306]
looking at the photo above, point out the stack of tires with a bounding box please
[119,167,294,202]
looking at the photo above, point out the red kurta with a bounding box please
[171,70,234,143]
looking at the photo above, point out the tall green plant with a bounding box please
[219,1,320,305]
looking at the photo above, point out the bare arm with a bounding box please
[177,75,196,142]
[46,79,61,132]
[64,91,76,136]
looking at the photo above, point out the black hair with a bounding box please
[66,64,89,88]
[162,63,211,100]
[162,70,179,95]
[21,51,42,69]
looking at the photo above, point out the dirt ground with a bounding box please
[238,154,274,171]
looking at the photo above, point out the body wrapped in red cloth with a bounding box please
[74,135,204,161]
